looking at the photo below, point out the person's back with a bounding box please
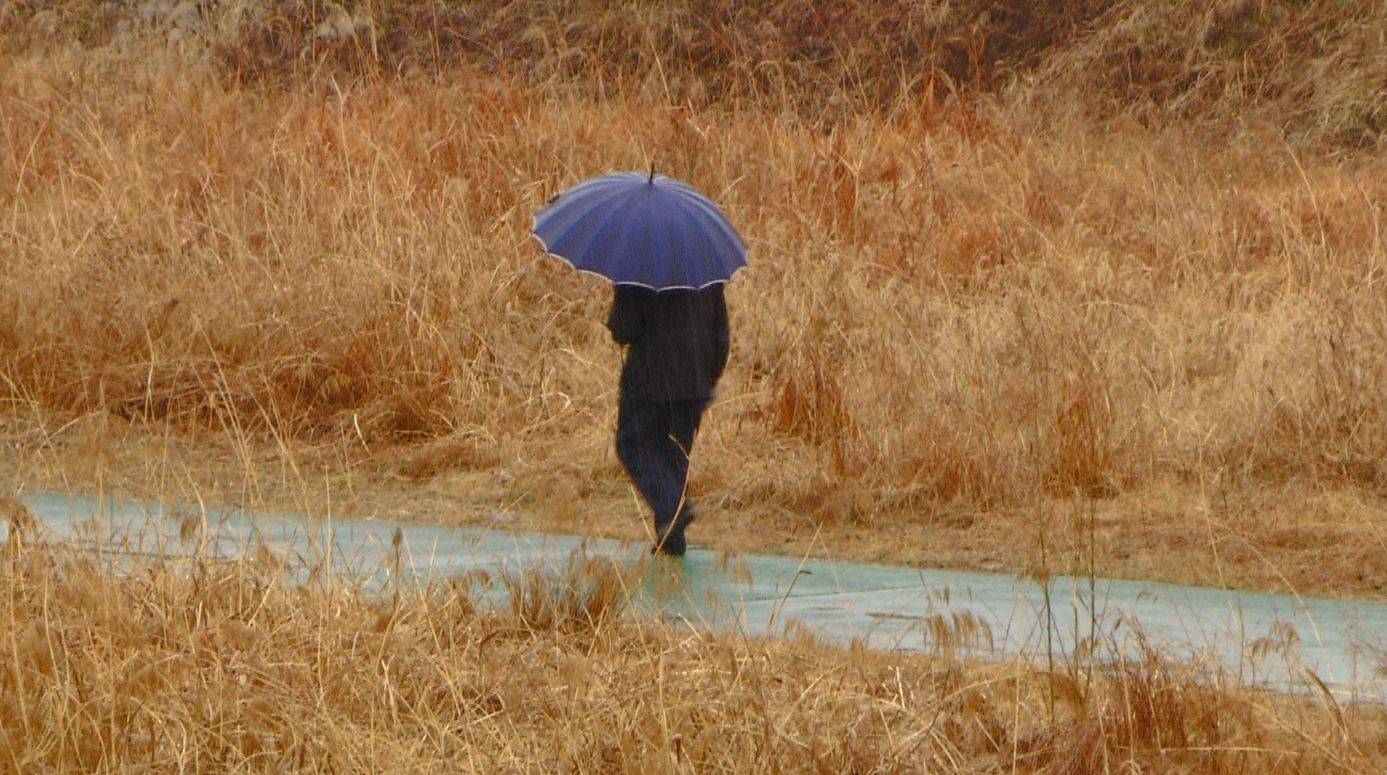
[607,284,729,402]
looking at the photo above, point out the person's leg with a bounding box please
[653,399,710,554]
[616,399,686,552]
[669,399,707,454]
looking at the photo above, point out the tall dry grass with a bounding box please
[2,17,1384,519]
[7,1,1385,145]
[2,502,1383,773]
[2,6,1385,771]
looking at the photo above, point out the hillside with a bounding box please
[4,0,1385,147]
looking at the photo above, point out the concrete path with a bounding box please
[11,492,1386,703]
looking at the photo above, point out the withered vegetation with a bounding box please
[0,6,1386,767]
[2,500,1384,772]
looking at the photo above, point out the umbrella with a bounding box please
[532,171,746,290]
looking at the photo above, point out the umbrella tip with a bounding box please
[648,163,656,185]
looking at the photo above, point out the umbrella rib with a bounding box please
[548,188,646,271]
[669,194,747,282]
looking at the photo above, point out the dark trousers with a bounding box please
[615,398,708,551]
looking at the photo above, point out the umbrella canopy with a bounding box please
[532,171,746,290]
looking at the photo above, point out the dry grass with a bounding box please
[2,502,1384,773]
[4,14,1384,458]
[0,0,1384,613]
[3,5,1387,771]
[2,2,1386,595]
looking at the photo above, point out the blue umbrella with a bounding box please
[532,171,747,290]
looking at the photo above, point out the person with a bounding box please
[607,282,729,555]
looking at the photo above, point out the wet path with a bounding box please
[12,492,1386,703]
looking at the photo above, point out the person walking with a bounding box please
[531,170,746,555]
[607,283,729,554]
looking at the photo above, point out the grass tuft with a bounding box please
[1,530,1383,772]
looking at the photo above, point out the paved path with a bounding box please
[12,492,1386,703]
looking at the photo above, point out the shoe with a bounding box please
[652,520,687,556]
[652,502,697,556]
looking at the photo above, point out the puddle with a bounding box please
[11,491,1387,703]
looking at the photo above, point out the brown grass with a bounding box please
[2,502,1384,773]
[2,1,1386,597]
[3,5,1387,770]
[0,0,1384,595]
[4,27,1384,464]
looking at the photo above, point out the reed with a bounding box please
[2,499,1383,772]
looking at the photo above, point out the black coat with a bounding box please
[607,284,730,402]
